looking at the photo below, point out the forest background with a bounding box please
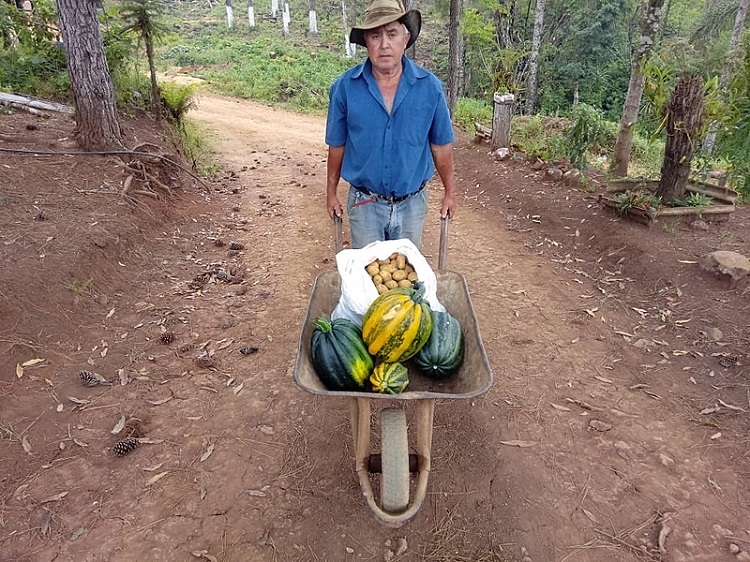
[1,0,748,199]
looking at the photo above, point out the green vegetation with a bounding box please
[615,190,662,214]
[1,0,747,198]
[68,278,93,295]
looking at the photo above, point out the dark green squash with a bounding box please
[412,310,464,379]
[310,317,373,391]
[370,362,409,394]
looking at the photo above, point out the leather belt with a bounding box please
[351,182,425,203]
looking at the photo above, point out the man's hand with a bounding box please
[327,194,343,219]
[440,192,456,219]
[326,145,345,219]
[431,143,457,219]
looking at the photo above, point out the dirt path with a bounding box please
[2,91,750,562]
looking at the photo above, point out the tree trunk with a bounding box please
[247,0,255,27]
[611,0,664,178]
[146,37,161,120]
[341,0,354,57]
[226,0,234,28]
[491,93,514,150]
[657,75,705,203]
[702,0,749,154]
[404,0,416,59]
[56,0,122,151]
[446,0,461,117]
[271,0,278,17]
[524,0,545,115]
[309,0,318,33]
[282,0,290,36]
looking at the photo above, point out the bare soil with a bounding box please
[1,90,749,562]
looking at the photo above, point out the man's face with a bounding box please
[364,21,409,73]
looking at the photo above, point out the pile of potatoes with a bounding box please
[365,253,419,294]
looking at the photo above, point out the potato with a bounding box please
[385,280,399,289]
[377,258,390,266]
[372,274,383,285]
[398,279,413,288]
[389,252,399,260]
[380,263,397,274]
[407,272,418,282]
[376,283,389,294]
[366,262,380,276]
[392,269,407,281]
[404,264,414,274]
[396,254,406,270]
[380,270,392,282]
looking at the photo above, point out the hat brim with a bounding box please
[350,10,421,49]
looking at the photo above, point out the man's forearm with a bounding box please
[327,145,345,197]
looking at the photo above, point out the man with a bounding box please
[325,0,456,249]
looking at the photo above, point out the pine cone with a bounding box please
[719,355,739,368]
[79,370,112,387]
[113,438,139,457]
[160,332,175,345]
[228,242,244,251]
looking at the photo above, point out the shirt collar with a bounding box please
[350,56,429,81]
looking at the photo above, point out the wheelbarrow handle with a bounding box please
[438,216,449,271]
[333,213,343,254]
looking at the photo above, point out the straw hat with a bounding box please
[349,0,422,49]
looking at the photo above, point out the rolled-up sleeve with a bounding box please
[325,79,347,147]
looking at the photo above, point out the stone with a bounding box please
[530,160,546,171]
[660,453,676,467]
[545,168,564,181]
[699,251,750,287]
[589,419,612,432]
[494,147,511,160]
[633,338,652,349]
[705,327,723,342]
[690,220,709,231]
[737,551,750,561]
[730,544,741,554]
[562,169,584,187]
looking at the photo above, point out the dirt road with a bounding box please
[2,90,749,562]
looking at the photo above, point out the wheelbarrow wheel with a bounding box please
[380,408,409,513]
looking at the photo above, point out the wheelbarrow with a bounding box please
[293,217,493,527]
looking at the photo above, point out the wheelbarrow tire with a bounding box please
[380,408,409,513]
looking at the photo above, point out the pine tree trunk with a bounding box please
[612,0,664,177]
[146,37,161,120]
[56,0,122,151]
[226,0,234,28]
[247,0,255,27]
[524,0,545,115]
[404,0,416,59]
[657,75,705,203]
[446,0,461,117]
[309,0,318,33]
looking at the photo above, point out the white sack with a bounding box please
[331,239,445,327]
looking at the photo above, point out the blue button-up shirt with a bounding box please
[325,56,455,198]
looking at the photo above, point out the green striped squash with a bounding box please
[370,362,409,394]
[412,310,464,379]
[361,281,433,363]
[310,317,373,391]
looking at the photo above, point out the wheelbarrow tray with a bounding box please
[294,270,493,399]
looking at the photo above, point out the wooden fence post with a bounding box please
[491,93,515,151]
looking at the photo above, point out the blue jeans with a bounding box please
[346,186,429,249]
